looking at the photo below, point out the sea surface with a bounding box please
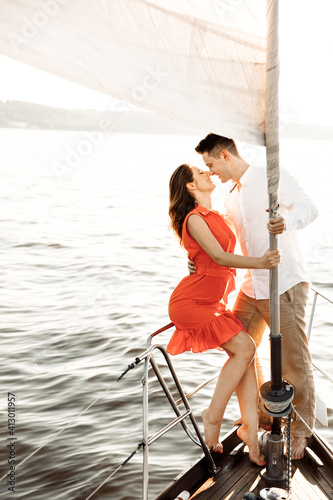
[0,129,332,500]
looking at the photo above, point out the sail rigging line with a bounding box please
[83,442,145,500]
[291,404,321,438]
[0,356,143,483]
[312,363,333,385]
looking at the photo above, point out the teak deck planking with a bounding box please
[155,428,333,500]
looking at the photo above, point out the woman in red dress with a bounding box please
[168,164,280,464]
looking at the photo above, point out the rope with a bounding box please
[0,358,142,483]
[291,404,314,436]
[291,403,333,459]
[117,357,141,382]
[83,442,144,500]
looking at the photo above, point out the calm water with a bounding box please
[0,129,332,499]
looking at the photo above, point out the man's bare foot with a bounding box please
[291,437,308,460]
[201,408,223,453]
[237,424,265,466]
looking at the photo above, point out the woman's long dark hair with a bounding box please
[169,164,196,245]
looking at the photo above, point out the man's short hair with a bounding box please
[195,133,239,159]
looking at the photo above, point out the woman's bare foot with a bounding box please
[201,408,223,453]
[237,424,265,465]
[233,412,272,431]
[233,416,242,426]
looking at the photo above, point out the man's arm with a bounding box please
[268,168,319,234]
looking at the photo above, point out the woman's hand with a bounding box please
[259,249,281,269]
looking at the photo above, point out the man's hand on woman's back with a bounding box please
[188,259,197,275]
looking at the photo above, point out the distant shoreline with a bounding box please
[1,100,333,139]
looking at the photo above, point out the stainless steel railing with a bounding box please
[307,286,333,384]
[141,324,219,500]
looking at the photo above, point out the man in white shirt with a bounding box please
[194,133,318,460]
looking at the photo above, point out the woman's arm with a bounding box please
[187,214,280,269]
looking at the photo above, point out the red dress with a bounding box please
[167,205,246,355]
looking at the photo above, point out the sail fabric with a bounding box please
[0,0,267,145]
[265,0,281,338]
[265,0,280,198]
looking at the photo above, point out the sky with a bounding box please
[0,1,333,125]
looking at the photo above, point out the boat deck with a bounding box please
[155,429,333,500]
[189,449,333,499]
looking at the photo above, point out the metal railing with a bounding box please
[141,323,219,500]
[307,286,333,384]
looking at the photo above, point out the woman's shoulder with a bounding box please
[184,205,223,236]
[187,205,221,219]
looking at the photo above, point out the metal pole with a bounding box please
[260,1,294,488]
[265,0,282,394]
[142,356,149,500]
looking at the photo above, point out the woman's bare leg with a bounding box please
[201,331,255,452]
[233,353,273,432]
[235,360,265,465]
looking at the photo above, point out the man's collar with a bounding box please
[230,165,252,192]
[239,164,252,187]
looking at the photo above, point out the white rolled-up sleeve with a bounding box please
[280,169,319,232]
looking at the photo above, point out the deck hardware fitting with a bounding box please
[259,487,290,499]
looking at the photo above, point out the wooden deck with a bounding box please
[155,429,333,500]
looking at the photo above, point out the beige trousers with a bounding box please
[232,282,315,437]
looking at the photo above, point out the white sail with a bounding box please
[0,0,266,145]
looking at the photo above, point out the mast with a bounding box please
[260,0,294,486]
[266,0,281,390]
